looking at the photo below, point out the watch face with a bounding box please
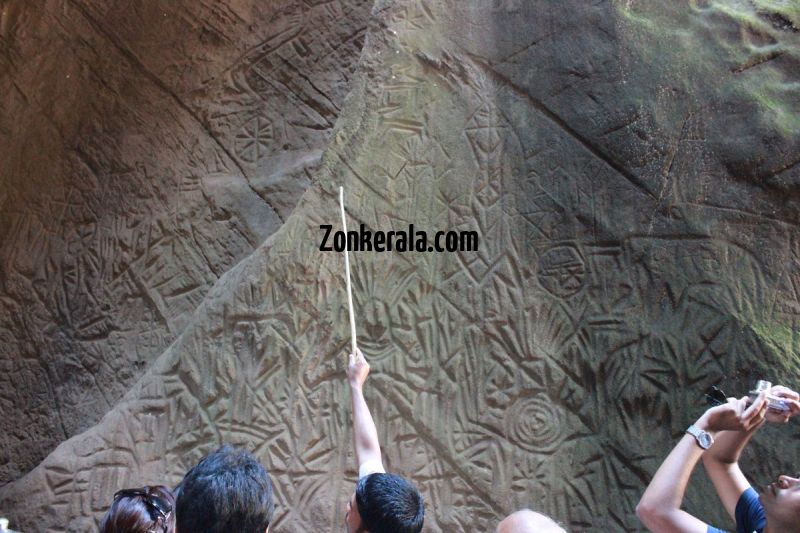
[699,433,713,449]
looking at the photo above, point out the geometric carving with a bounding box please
[234,116,275,163]
[0,0,373,488]
[504,394,566,452]
[536,244,586,298]
[3,2,800,532]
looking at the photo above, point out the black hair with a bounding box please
[175,444,274,533]
[99,485,176,533]
[355,473,424,533]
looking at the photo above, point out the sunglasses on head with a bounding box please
[114,488,173,522]
[705,385,727,407]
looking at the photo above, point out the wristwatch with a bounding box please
[686,425,714,449]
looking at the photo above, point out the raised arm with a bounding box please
[636,430,716,532]
[703,386,800,519]
[347,348,383,471]
[701,423,759,519]
[636,394,767,532]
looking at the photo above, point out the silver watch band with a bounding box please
[686,424,713,449]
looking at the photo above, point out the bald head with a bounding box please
[496,509,566,533]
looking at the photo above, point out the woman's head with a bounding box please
[100,485,175,533]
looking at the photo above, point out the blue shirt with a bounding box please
[707,488,766,533]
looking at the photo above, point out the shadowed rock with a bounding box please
[1,0,799,531]
[0,0,371,482]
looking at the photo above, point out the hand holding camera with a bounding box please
[698,393,767,434]
[759,383,800,423]
[705,381,800,426]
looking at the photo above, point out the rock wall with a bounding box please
[0,0,370,482]
[1,0,800,531]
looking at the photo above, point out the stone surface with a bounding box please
[0,0,370,482]
[1,0,800,532]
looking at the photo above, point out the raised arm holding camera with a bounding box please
[637,384,800,533]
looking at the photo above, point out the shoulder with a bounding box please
[706,488,763,533]
[734,487,766,533]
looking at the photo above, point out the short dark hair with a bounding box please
[176,445,274,533]
[355,473,424,533]
[100,485,175,533]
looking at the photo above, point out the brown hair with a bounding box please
[99,485,176,533]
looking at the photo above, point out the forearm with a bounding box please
[350,383,382,466]
[637,432,711,532]
[703,426,758,465]
[701,424,759,518]
[641,434,705,511]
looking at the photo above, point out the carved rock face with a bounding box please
[1,1,799,532]
[0,0,371,482]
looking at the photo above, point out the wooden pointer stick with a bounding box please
[339,186,358,356]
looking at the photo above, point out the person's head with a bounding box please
[760,474,800,531]
[176,445,274,533]
[345,473,424,533]
[496,509,566,533]
[100,485,175,533]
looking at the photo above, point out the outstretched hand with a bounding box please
[699,393,768,433]
[347,347,370,389]
[766,385,800,423]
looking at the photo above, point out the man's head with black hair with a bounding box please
[345,472,424,533]
[175,444,274,533]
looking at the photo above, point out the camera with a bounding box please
[750,380,790,411]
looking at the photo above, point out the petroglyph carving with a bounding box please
[2,1,800,532]
[235,116,276,163]
[536,244,586,298]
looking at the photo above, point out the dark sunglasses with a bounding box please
[705,385,727,407]
[113,488,173,522]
